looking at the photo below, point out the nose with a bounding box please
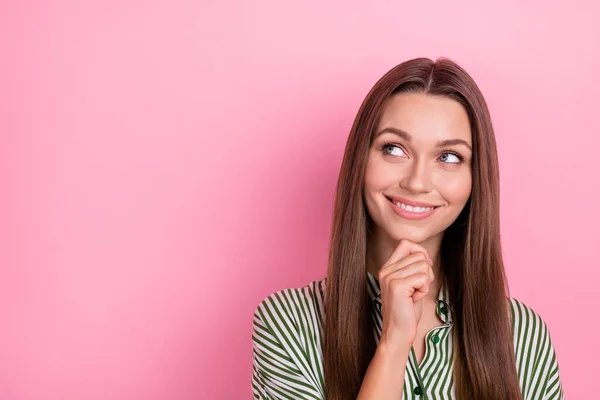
[399,158,433,194]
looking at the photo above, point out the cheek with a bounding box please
[364,157,394,190]
[437,172,472,204]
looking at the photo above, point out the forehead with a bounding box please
[376,92,472,144]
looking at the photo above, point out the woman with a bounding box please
[251,57,564,399]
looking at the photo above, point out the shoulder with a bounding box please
[508,296,558,360]
[252,277,327,337]
[251,278,328,398]
[508,296,552,335]
[508,297,564,398]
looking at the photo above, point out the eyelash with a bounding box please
[379,141,465,163]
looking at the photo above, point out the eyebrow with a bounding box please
[375,127,473,152]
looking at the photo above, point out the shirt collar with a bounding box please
[366,271,453,324]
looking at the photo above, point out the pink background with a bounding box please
[2,1,598,399]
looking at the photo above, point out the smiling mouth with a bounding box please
[385,196,441,213]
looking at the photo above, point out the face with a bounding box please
[363,92,473,245]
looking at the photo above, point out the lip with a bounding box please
[385,196,440,220]
[385,195,439,208]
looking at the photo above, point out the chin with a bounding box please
[387,228,431,244]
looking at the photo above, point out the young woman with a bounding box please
[251,57,564,400]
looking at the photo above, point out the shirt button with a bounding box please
[413,386,423,396]
[431,334,440,344]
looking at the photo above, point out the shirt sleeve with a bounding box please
[537,320,565,400]
[541,330,564,400]
[251,294,324,400]
[510,298,566,399]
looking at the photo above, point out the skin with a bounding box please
[357,92,473,399]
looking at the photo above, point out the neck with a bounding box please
[366,229,445,303]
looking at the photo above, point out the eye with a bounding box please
[439,152,463,164]
[380,141,464,164]
[381,142,406,157]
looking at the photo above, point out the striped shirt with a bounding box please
[251,272,564,399]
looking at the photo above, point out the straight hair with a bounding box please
[323,57,521,399]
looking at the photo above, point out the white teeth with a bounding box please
[394,201,434,213]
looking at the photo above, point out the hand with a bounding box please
[377,239,435,350]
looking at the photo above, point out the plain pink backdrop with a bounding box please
[2,1,599,399]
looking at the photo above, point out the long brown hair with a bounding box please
[323,57,521,399]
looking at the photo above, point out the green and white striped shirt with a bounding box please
[251,272,564,399]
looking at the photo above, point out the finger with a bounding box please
[409,273,431,302]
[389,272,431,301]
[384,239,432,268]
[379,252,429,279]
[380,258,431,282]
